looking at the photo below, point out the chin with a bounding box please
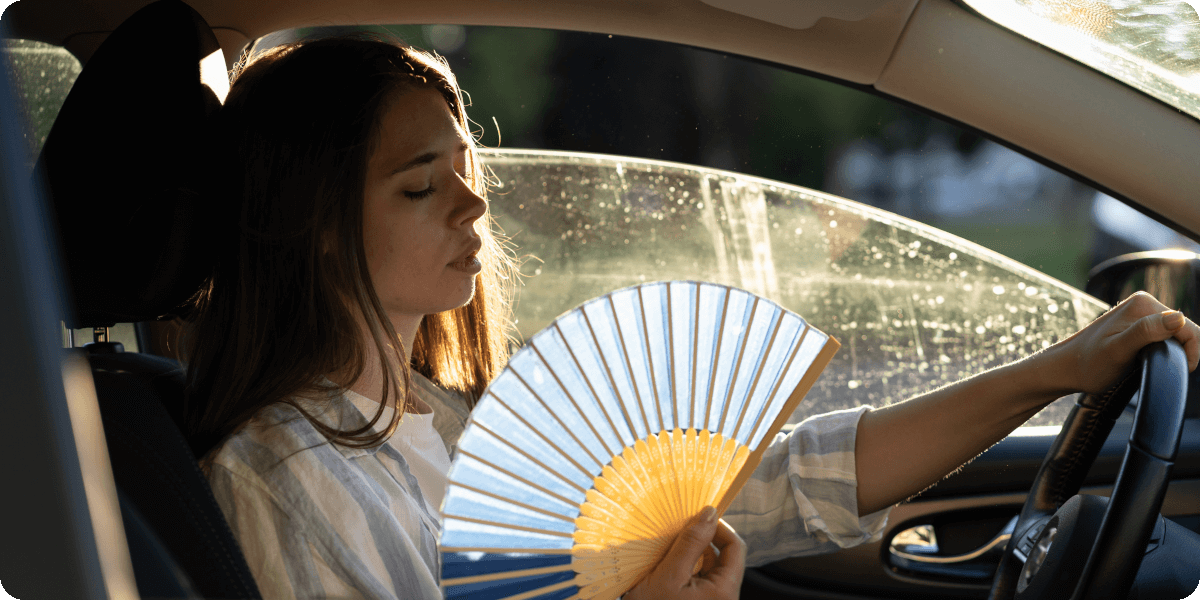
[445,283,478,313]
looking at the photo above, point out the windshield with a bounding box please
[483,149,1108,426]
[963,0,1200,121]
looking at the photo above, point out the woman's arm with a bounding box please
[854,292,1200,516]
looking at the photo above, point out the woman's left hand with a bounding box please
[624,507,746,600]
[1055,291,1199,395]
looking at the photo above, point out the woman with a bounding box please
[185,35,1199,600]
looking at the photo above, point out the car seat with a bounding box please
[36,1,259,598]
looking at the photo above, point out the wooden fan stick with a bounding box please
[441,563,575,587]
[695,286,740,518]
[714,334,840,515]
[498,578,576,600]
[439,545,572,555]
[666,283,678,429]
[686,282,704,509]
[689,282,700,429]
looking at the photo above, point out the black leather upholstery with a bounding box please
[37,1,260,597]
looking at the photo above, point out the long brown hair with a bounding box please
[183,35,515,455]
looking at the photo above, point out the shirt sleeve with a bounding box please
[722,406,893,567]
[207,460,441,600]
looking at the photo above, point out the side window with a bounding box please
[2,39,139,350]
[1,39,81,169]
[481,151,1105,427]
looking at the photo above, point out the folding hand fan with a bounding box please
[439,281,839,600]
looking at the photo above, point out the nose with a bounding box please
[451,176,488,231]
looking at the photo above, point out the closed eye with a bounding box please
[404,186,436,200]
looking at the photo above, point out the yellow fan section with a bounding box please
[567,428,749,600]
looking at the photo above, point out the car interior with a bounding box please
[2,1,1200,599]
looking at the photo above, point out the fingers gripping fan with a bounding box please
[439,281,839,600]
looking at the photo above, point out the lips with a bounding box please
[449,239,483,273]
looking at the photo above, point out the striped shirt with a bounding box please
[205,374,892,599]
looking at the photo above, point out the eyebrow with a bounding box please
[391,139,470,175]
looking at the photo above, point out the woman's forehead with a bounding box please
[371,86,468,170]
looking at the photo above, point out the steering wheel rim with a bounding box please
[988,339,1189,600]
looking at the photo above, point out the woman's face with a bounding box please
[361,86,486,325]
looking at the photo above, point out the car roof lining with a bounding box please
[6,0,919,84]
[878,0,1200,243]
[5,0,1198,239]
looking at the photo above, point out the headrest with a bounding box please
[38,0,227,328]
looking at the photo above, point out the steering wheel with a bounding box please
[987,339,1189,600]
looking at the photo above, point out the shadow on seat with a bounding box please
[37,1,259,598]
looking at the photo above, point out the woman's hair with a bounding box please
[183,35,515,453]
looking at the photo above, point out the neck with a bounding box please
[343,312,431,414]
[392,313,422,363]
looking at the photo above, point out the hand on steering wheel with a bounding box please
[1054,291,1199,394]
[989,293,1194,600]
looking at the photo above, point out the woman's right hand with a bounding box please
[625,507,746,600]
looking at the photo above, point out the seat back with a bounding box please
[89,350,260,599]
[38,1,259,598]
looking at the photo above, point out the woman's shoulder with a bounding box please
[203,395,365,479]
